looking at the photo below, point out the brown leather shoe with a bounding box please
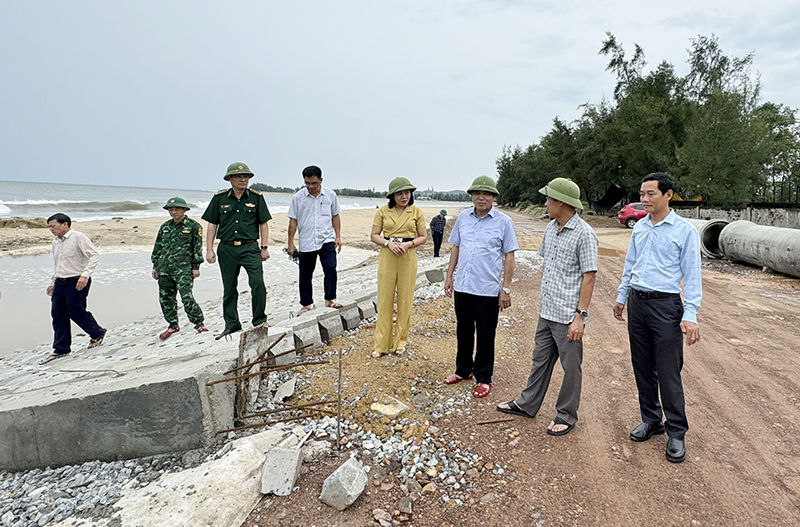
[159,327,180,340]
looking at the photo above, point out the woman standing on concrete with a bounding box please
[369,177,427,357]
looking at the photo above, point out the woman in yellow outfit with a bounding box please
[370,177,427,357]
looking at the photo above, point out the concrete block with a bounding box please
[238,324,270,416]
[273,377,296,403]
[317,308,344,342]
[286,316,322,351]
[425,267,445,283]
[338,300,362,330]
[261,447,303,496]
[354,293,376,319]
[319,457,368,510]
[265,328,297,366]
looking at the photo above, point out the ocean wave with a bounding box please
[106,201,151,212]
[0,199,91,205]
[0,204,11,216]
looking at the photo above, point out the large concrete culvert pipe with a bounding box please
[685,219,729,259]
[718,220,800,278]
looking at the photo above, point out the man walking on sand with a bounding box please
[287,165,342,316]
[614,172,702,463]
[151,197,208,339]
[444,175,518,399]
[202,162,272,340]
[429,209,447,257]
[496,178,597,436]
[40,213,107,365]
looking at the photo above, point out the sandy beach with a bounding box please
[0,206,468,354]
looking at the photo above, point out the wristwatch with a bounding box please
[260,245,269,250]
[576,308,588,317]
[502,287,511,295]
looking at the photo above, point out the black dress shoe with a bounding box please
[630,421,666,442]
[666,437,686,463]
[215,328,241,341]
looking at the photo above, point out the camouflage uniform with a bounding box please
[151,215,205,329]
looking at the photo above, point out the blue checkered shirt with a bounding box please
[538,213,598,324]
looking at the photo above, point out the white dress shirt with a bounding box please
[51,229,100,284]
[287,187,342,252]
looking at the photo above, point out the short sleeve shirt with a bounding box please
[538,213,598,324]
[373,204,425,239]
[201,188,271,241]
[449,206,519,297]
[287,187,342,252]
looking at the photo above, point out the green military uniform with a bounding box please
[151,200,205,330]
[202,185,272,332]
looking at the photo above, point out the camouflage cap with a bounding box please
[224,162,254,180]
[163,197,190,210]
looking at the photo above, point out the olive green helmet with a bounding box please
[224,162,254,180]
[386,177,416,198]
[467,175,499,195]
[163,197,190,210]
[538,177,583,210]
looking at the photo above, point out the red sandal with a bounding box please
[473,383,492,398]
[443,373,473,385]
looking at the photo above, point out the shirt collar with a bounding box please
[227,188,251,199]
[303,187,326,198]
[645,208,676,227]
[59,229,74,241]
[471,206,496,218]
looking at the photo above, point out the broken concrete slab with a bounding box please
[338,300,362,330]
[425,267,445,283]
[238,324,269,416]
[319,456,368,511]
[317,307,344,342]
[273,377,296,403]
[260,447,303,496]
[264,328,297,366]
[370,398,410,419]
[285,316,323,351]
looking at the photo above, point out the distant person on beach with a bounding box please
[429,209,447,257]
[202,162,272,340]
[287,165,343,316]
[151,197,208,339]
[496,178,597,435]
[40,213,107,365]
[443,176,518,398]
[369,177,427,357]
[613,172,702,464]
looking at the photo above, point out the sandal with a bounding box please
[159,327,180,340]
[326,301,343,308]
[496,401,533,418]
[296,304,314,316]
[546,416,575,436]
[473,383,492,398]
[443,373,473,385]
[394,347,406,355]
[371,351,385,358]
[88,331,106,349]
[39,352,69,365]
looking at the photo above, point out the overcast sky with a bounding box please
[2,1,799,192]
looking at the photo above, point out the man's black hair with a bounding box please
[641,172,675,195]
[47,213,71,228]
[302,165,322,179]
[388,193,415,208]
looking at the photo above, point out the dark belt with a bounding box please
[385,237,414,243]
[632,289,678,299]
[55,276,81,282]
[219,239,257,246]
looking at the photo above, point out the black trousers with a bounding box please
[298,241,337,307]
[454,291,500,384]
[432,231,443,257]
[628,292,688,439]
[51,276,105,355]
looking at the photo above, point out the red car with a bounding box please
[618,202,647,228]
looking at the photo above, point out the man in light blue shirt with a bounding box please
[287,165,342,315]
[444,176,518,399]
[614,172,702,464]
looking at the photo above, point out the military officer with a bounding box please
[202,162,272,340]
[151,197,207,339]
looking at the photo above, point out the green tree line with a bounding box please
[497,33,800,209]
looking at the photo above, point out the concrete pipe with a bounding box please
[718,220,800,278]
[685,219,729,259]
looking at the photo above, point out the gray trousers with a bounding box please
[515,317,583,425]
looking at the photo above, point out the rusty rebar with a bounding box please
[240,400,335,420]
[206,359,328,386]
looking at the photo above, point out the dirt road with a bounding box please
[247,210,800,527]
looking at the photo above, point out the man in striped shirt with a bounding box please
[497,178,597,436]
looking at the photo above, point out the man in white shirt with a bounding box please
[287,165,342,315]
[40,213,107,365]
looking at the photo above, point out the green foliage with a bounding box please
[496,33,800,208]
[250,182,297,194]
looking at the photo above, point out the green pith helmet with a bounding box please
[224,162,254,180]
[163,197,190,210]
[467,175,499,195]
[440,209,447,215]
[386,177,416,198]
[538,177,583,210]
